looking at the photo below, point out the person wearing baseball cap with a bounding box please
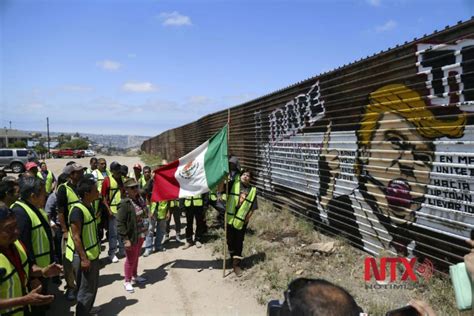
[101,161,125,263]
[56,162,84,301]
[131,163,145,187]
[25,162,39,178]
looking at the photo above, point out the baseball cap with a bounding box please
[133,163,142,170]
[110,161,121,172]
[63,163,84,175]
[25,162,38,171]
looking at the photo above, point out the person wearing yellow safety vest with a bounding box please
[37,162,56,195]
[141,166,152,192]
[0,206,62,316]
[65,175,101,316]
[144,199,169,256]
[214,155,241,226]
[92,158,111,192]
[85,157,98,175]
[57,162,84,301]
[11,176,63,315]
[101,161,125,263]
[226,169,258,277]
[182,193,209,250]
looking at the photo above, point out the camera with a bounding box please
[267,299,290,316]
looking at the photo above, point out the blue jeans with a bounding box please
[108,215,124,257]
[145,216,167,251]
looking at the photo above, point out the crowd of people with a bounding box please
[0,155,258,315]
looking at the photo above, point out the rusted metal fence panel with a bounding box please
[142,19,474,271]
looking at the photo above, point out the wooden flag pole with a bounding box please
[223,109,230,278]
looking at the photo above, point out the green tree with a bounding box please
[8,140,27,148]
[61,138,89,149]
[34,142,48,155]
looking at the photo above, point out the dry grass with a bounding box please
[205,199,464,315]
[140,153,163,169]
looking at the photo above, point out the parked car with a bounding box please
[84,149,96,157]
[0,148,39,173]
[51,148,85,158]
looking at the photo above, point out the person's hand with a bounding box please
[24,285,55,306]
[409,299,436,316]
[166,212,171,221]
[62,231,68,239]
[42,263,63,278]
[464,239,474,279]
[124,240,132,250]
[81,258,91,271]
[108,211,114,219]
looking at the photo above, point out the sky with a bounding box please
[0,0,472,137]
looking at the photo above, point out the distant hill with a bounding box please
[28,131,150,149]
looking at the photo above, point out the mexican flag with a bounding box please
[152,125,229,201]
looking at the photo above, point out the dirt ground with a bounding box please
[29,156,265,316]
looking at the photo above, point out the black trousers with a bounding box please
[185,206,205,242]
[226,224,246,258]
[166,206,182,235]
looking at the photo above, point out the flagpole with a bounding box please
[223,109,230,278]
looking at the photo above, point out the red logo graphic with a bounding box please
[364,257,417,282]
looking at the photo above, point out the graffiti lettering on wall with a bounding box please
[417,39,474,108]
[269,81,325,142]
[253,40,474,268]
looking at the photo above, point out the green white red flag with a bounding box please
[152,125,229,201]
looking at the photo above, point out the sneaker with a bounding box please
[110,255,119,263]
[195,241,202,248]
[175,235,181,242]
[182,242,194,250]
[132,275,147,284]
[124,282,134,293]
[65,289,76,301]
[163,234,170,243]
[143,249,152,257]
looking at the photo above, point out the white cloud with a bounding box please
[375,20,397,33]
[159,11,192,26]
[122,82,158,93]
[96,60,121,71]
[366,0,381,6]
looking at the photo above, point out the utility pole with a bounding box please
[9,121,11,129]
[47,117,51,158]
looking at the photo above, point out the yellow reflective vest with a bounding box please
[108,177,121,214]
[11,201,51,267]
[93,169,111,192]
[226,181,256,230]
[0,240,30,316]
[184,194,203,207]
[65,203,100,262]
[37,170,54,194]
[150,201,169,220]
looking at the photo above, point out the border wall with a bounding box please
[142,19,474,271]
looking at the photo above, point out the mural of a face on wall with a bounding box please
[355,84,466,226]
